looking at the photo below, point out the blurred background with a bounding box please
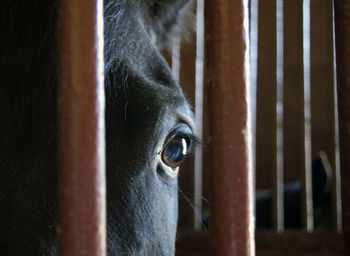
[164,0,343,255]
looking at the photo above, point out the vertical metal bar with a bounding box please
[249,0,259,222]
[333,88,343,234]
[57,0,106,255]
[205,0,255,255]
[303,0,314,233]
[275,0,284,233]
[194,0,204,231]
[334,0,350,249]
[331,0,343,234]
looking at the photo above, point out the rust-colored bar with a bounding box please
[57,0,106,255]
[205,0,255,255]
[334,0,350,252]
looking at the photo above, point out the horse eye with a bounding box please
[162,136,189,169]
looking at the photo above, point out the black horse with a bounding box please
[0,0,195,255]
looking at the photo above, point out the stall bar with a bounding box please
[57,0,106,255]
[205,0,255,255]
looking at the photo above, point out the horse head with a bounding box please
[0,0,195,255]
[104,0,195,254]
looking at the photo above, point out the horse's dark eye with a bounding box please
[162,136,189,169]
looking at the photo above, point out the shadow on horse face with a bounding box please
[104,1,195,254]
[105,81,195,255]
[0,0,194,255]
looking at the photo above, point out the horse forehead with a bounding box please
[132,85,192,120]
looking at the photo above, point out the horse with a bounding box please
[0,0,195,255]
[256,152,333,229]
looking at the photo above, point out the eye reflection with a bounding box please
[162,136,189,169]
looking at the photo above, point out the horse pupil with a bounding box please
[166,138,185,163]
